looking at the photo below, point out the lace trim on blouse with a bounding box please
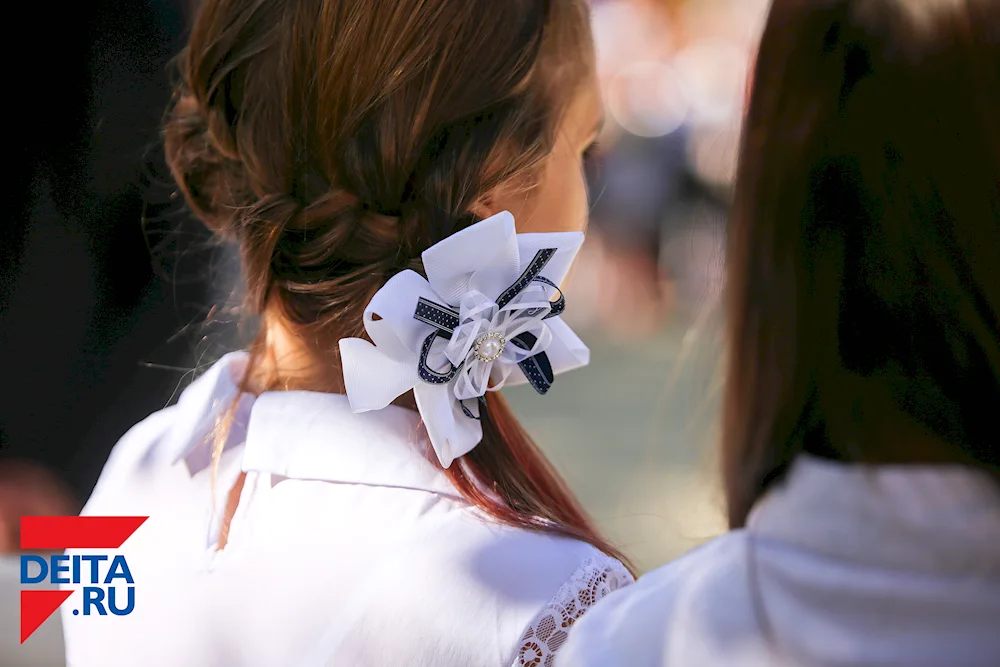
[512,554,634,667]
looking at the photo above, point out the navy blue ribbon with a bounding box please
[413,248,563,398]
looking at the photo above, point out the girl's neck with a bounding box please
[245,315,348,395]
[244,314,419,412]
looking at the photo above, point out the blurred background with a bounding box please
[1,0,768,662]
[511,0,767,572]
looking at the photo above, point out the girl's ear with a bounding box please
[472,179,533,223]
[469,191,497,220]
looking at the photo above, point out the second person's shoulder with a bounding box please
[555,531,753,667]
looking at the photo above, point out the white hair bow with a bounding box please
[339,211,590,468]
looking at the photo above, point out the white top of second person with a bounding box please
[61,351,632,667]
[556,455,1000,667]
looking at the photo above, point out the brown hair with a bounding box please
[165,0,631,569]
[724,0,1000,527]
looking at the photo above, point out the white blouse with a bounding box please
[558,456,1000,667]
[61,352,632,667]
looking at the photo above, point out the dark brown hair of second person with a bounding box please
[723,0,1000,528]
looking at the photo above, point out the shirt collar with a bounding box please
[164,351,252,474]
[748,454,1000,576]
[165,351,458,498]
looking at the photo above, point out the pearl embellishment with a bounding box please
[473,331,506,363]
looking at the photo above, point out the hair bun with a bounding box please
[164,94,251,240]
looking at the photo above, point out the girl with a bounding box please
[60,1,633,665]
[560,0,1000,665]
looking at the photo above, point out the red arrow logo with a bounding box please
[21,590,73,644]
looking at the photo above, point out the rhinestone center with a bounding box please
[473,331,506,363]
